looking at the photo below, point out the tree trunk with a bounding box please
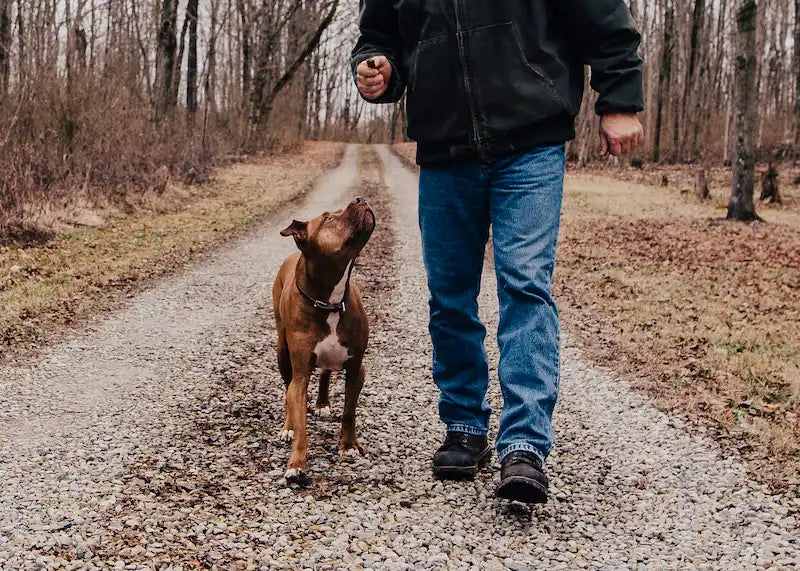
[153,0,179,122]
[15,0,22,88]
[728,0,759,221]
[654,4,674,163]
[759,163,781,203]
[173,8,189,109]
[681,0,707,160]
[0,0,11,95]
[691,49,709,159]
[186,0,199,114]
[70,23,88,74]
[206,0,219,114]
[695,167,710,200]
[794,0,800,144]
[236,0,250,104]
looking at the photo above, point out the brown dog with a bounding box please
[273,197,376,483]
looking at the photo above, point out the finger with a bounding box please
[357,60,381,76]
[357,65,380,79]
[360,87,383,98]
[619,138,631,155]
[637,130,645,146]
[358,75,384,87]
[359,80,385,94]
[375,58,392,82]
[600,134,608,157]
[610,138,623,157]
[360,85,387,99]
[371,55,389,70]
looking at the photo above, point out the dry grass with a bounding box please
[579,164,800,226]
[393,143,418,171]
[557,173,800,491]
[394,142,800,492]
[0,75,239,243]
[0,141,345,360]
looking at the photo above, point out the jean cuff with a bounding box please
[497,443,546,464]
[446,423,488,437]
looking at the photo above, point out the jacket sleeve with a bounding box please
[557,0,644,115]
[351,0,406,104]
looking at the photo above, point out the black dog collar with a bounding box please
[296,262,355,313]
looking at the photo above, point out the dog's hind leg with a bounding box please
[277,328,294,442]
[315,370,332,418]
[339,361,365,456]
[277,329,292,387]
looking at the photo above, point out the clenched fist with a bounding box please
[357,56,392,100]
[599,113,644,157]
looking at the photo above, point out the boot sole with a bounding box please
[496,475,548,504]
[432,446,492,480]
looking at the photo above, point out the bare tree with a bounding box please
[236,0,251,102]
[795,0,800,141]
[187,0,199,114]
[0,0,10,95]
[249,0,339,131]
[653,2,674,163]
[154,0,180,121]
[729,0,759,221]
[680,0,707,160]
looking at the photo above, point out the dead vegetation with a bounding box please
[0,141,345,361]
[0,75,237,244]
[557,175,800,492]
[392,143,417,171]
[394,141,800,492]
[580,161,799,220]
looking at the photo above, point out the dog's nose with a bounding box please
[352,197,363,204]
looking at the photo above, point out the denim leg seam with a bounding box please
[447,423,487,436]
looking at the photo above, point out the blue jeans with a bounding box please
[419,145,564,463]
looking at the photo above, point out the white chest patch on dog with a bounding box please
[313,262,352,371]
[314,313,349,370]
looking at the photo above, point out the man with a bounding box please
[352,1,643,503]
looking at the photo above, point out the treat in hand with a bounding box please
[357,55,392,100]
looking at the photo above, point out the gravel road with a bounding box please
[0,144,797,570]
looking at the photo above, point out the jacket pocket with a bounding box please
[465,22,570,135]
[406,35,472,143]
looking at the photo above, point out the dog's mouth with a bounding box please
[344,207,375,247]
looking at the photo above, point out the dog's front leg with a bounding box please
[340,360,365,456]
[314,370,332,418]
[285,362,312,482]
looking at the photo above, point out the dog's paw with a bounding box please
[338,442,365,458]
[278,429,294,442]
[284,468,310,485]
[314,406,332,418]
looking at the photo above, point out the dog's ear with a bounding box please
[280,220,308,241]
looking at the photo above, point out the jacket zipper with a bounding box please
[451,0,487,160]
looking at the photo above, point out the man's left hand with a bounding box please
[599,113,644,157]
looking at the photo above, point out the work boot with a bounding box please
[496,450,549,503]
[432,431,491,480]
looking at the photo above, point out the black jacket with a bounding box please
[352,0,644,165]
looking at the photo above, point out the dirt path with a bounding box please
[0,145,797,569]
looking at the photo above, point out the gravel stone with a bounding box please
[0,145,797,569]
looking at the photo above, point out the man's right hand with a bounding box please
[357,56,392,100]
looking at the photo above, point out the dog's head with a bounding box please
[280,197,376,267]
